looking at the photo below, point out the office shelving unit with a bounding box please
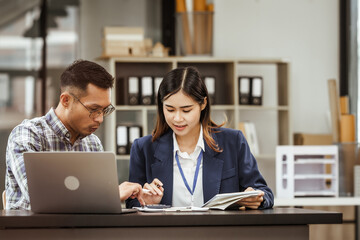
[276,145,339,198]
[103,57,292,182]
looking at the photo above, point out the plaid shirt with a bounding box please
[5,108,104,210]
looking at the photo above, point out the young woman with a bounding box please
[126,67,274,210]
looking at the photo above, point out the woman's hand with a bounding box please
[236,187,264,210]
[119,181,145,206]
[142,178,164,205]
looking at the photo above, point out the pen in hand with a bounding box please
[142,188,152,195]
[142,183,162,195]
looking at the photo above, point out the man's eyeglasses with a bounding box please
[70,93,115,119]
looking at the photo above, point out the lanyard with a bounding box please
[175,150,203,196]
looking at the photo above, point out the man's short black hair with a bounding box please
[60,59,114,93]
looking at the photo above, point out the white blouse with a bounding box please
[172,126,205,207]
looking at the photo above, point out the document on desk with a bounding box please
[202,191,262,210]
[134,206,209,212]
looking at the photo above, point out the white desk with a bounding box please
[275,197,360,240]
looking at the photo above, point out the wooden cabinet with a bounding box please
[103,57,292,185]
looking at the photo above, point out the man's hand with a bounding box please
[119,181,145,206]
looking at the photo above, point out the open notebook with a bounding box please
[134,190,261,212]
[202,190,262,210]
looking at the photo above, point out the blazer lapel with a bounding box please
[202,133,224,203]
[152,130,174,205]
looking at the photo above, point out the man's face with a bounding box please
[66,83,112,138]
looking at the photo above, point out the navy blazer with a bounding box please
[126,127,274,209]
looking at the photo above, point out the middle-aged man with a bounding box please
[5,59,144,210]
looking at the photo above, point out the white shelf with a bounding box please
[276,146,339,198]
[211,105,235,111]
[294,174,335,179]
[107,57,176,63]
[294,159,336,164]
[294,191,336,197]
[177,57,236,63]
[282,174,335,179]
[237,105,289,111]
[236,58,290,64]
[115,105,157,111]
[282,159,336,165]
[274,197,360,206]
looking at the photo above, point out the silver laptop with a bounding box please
[24,152,137,214]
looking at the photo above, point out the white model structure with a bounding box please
[276,145,339,198]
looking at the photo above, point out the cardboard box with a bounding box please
[294,133,333,145]
[102,27,147,57]
[340,96,349,114]
[340,114,356,143]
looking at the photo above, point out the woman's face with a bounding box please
[163,90,206,138]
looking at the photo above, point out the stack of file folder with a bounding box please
[116,76,163,106]
[116,124,143,155]
[239,76,263,105]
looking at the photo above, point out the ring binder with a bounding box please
[154,77,163,104]
[129,125,142,150]
[141,76,153,105]
[128,77,140,105]
[204,76,215,104]
[251,77,263,105]
[116,125,128,155]
[116,124,143,155]
[239,77,250,105]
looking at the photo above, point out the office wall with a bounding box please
[213,0,338,192]
[79,0,161,61]
[79,0,339,136]
[214,0,339,134]
[79,0,161,142]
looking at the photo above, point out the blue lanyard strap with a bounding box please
[175,150,203,195]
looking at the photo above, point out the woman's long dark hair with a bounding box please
[152,66,224,152]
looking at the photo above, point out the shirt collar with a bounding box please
[45,108,73,141]
[173,125,205,156]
